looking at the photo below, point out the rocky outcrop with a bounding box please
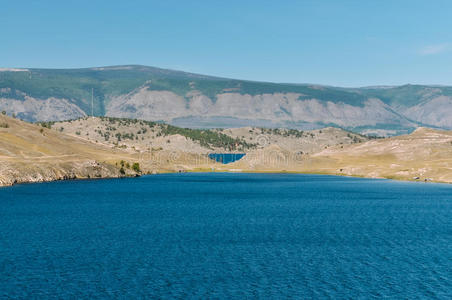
[0,160,120,187]
[106,88,415,133]
[107,88,188,121]
[0,96,86,122]
[401,96,452,129]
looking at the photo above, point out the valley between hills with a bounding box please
[1,113,451,186]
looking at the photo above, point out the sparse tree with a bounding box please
[132,162,140,173]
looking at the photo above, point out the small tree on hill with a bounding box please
[132,162,141,173]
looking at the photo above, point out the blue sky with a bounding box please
[1,0,452,86]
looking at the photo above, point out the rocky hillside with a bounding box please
[1,113,451,185]
[0,114,143,186]
[308,127,452,182]
[224,127,452,183]
[0,114,368,186]
[1,66,452,135]
[49,117,369,155]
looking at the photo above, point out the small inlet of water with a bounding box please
[208,153,246,164]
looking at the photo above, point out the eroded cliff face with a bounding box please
[401,96,452,128]
[0,95,86,122]
[105,88,415,133]
[107,88,187,121]
[2,77,452,135]
[3,85,451,136]
[1,65,452,134]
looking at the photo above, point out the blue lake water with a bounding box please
[0,173,451,298]
[208,153,246,164]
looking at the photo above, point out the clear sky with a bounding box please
[1,0,452,86]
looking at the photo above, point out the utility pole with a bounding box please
[91,88,94,118]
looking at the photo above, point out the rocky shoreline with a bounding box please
[0,160,124,187]
[2,167,451,188]
[1,114,452,188]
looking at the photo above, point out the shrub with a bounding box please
[39,121,54,129]
[132,162,141,173]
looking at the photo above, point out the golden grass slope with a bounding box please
[307,127,452,183]
[0,115,223,186]
[1,113,452,186]
[221,127,452,183]
[0,114,127,186]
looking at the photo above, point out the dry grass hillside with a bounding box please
[1,114,451,186]
[220,126,368,154]
[0,114,233,186]
[307,127,452,183]
[52,117,224,153]
[221,127,452,183]
[51,117,369,155]
[0,114,134,186]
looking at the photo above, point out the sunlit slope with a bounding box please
[0,115,224,186]
[1,113,451,185]
[224,127,452,183]
[0,114,133,186]
[308,127,452,182]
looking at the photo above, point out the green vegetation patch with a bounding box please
[160,124,256,151]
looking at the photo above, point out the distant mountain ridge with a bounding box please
[1,65,452,135]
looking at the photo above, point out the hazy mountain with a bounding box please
[1,65,452,135]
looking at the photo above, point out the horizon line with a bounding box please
[0,64,450,89]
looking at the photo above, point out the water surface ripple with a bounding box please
[0,173,451,298]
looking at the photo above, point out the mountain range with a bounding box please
[2,65,452,136]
